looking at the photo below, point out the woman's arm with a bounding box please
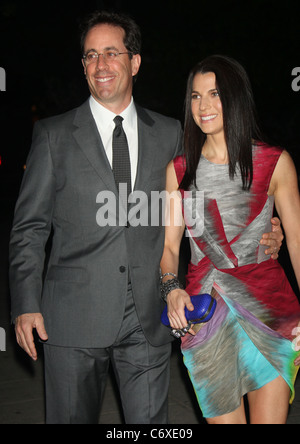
[270,150,300,365]
[271,150,300,288]
[160,161,195,330]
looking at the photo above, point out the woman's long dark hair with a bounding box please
[180,55,263,191]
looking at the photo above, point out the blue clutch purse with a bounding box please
[161,293,217,327]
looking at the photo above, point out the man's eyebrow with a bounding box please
[104,46,120,51]
[85,46,120,53]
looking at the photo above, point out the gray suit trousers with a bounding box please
[44,287,172,424]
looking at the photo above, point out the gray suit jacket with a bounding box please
[9,100,183,348]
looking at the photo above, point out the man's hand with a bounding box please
[293,322,300,367]
[15,313,48,361]
[260,217,284,260]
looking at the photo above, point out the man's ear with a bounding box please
[82,59,87,76]
[131,54,141,77]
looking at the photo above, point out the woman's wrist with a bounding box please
[160,272,183,303]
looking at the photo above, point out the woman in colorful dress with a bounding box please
[160,55,300,424]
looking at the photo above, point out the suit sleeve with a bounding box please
[9,121,56,321]
[173,120,183,159]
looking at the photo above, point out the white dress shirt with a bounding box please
[89,96,139,189]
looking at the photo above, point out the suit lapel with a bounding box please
[72,100,117,192]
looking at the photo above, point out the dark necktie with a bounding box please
[112,116,132,205]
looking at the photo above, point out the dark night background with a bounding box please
[1,0,300,172]
[0,0,300,424]
[0,0,300,286]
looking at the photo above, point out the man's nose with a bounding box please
[96,53,109,70]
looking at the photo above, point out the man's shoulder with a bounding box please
[36,100,90,131]
[135,103,182,129]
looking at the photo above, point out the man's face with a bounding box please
[82,24,141,114]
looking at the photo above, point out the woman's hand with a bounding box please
[167,288,195,335]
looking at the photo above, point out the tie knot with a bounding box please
[114,115,124,127]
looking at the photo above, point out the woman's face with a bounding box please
[191,72,224,137]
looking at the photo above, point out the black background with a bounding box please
[0,0,299,293]
[1,0,300,173]
[0,2,299,425]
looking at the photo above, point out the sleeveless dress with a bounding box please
[173,143,300,418]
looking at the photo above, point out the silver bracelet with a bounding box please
[160,276,183,303]
[160,272,178,282]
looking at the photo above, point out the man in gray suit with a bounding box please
[10,11,181,424]
[9,11,283,424]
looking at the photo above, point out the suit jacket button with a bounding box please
[119,266,126,273]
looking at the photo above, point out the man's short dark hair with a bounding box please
[80,10,142,57]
